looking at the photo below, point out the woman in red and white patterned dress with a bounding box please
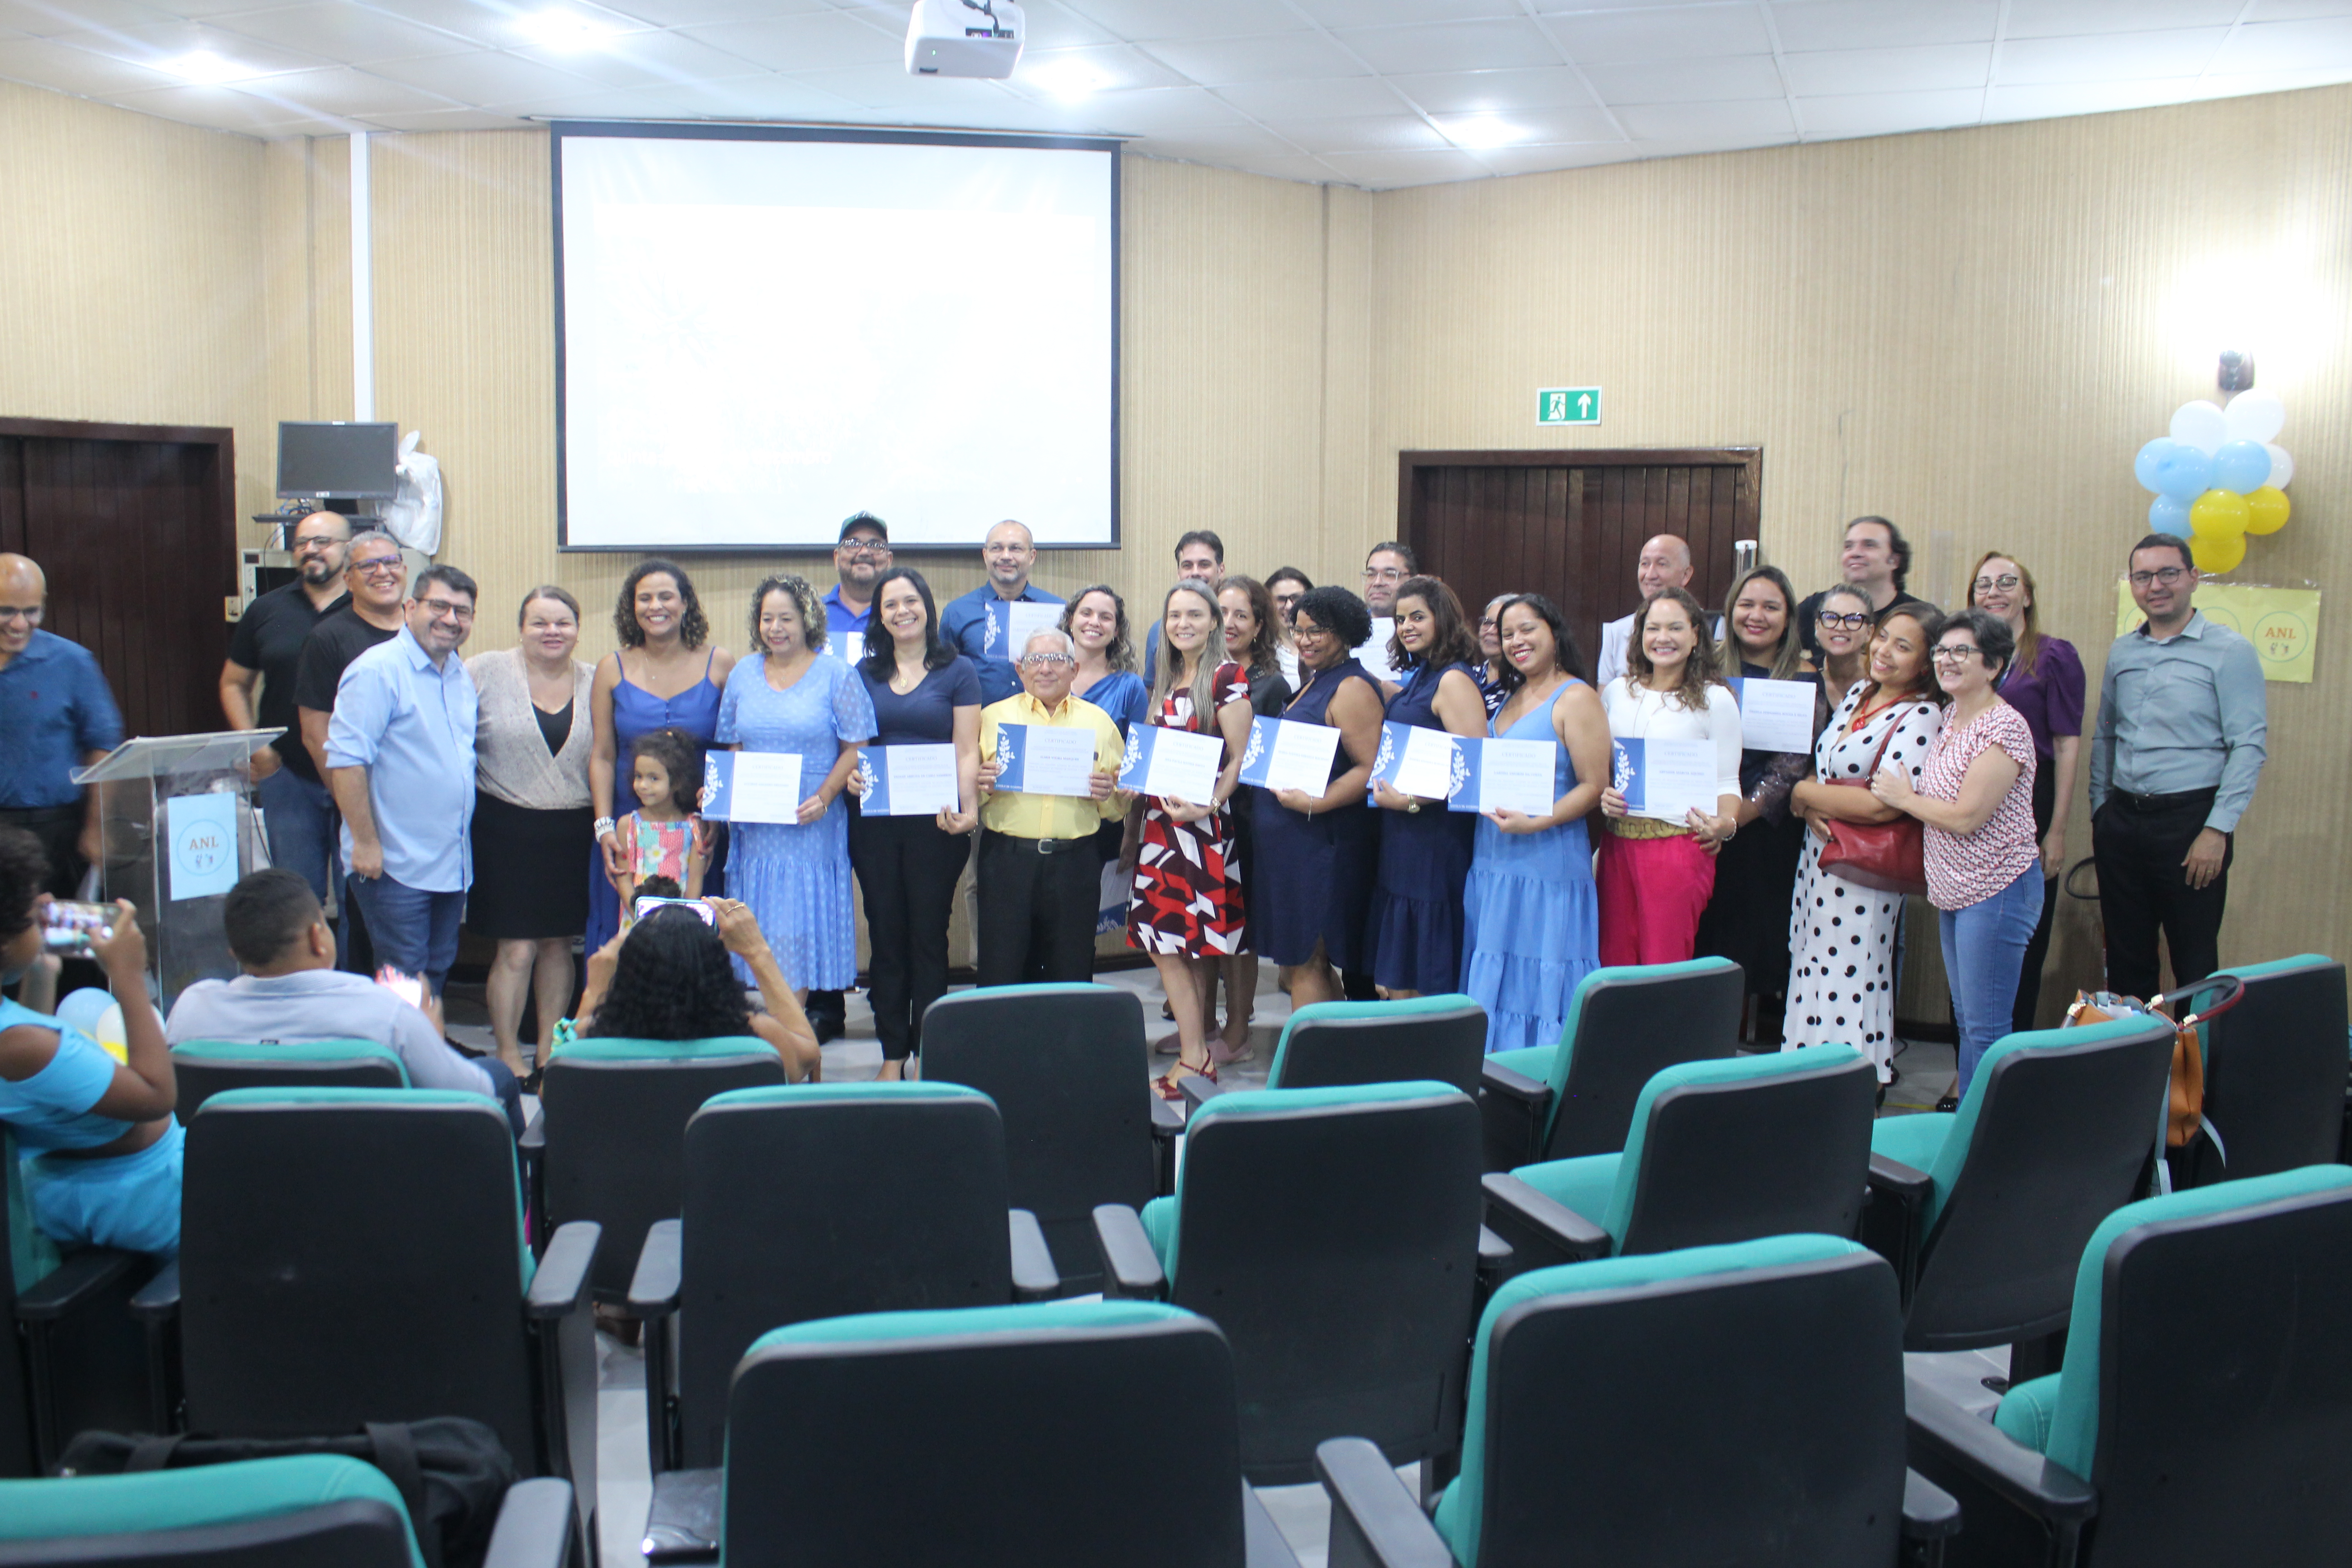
[1125,578,1254,1099]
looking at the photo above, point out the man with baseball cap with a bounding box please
[823,512,892,666]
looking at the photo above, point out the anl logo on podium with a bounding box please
[1537,387,1602,426]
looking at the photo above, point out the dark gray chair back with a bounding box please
[1544,960,1744,1160]
[2186,957,2348,1184]
[1271,997,1487,1096]
[171,1050,404,1124]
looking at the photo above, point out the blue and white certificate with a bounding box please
[857,744,959,816]
[1237,716,1343,795]
[1371,722,1462,802]
[992,724,1097,797]
[1117,724,1225,805]
[984,600,1065,662]
[1455,737,1557,815]
[1611,737,1716,822]
[701,750,803,823]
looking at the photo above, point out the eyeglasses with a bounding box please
[350,556,403,578]
[2129,567,2188,588]
[1362,567,1406,583]
[0,604,41,624]
[1930,645,1982,665]
[836,539,891,558]
[1018,652,1075,667]
[1817,610,1872,631]
[418,598,475,621]
[293,535,347,554]
[1971,574,2020,593]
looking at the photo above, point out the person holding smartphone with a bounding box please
[0,826,181,1258]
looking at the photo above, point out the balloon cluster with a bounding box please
[2133,392,2294,576]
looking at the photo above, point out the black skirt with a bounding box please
[469,795,593,940]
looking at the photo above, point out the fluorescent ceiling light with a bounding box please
[1440,116,1524,149]
[162,51,253,84]
[1026,59,1109,99]
[519,10,622,50]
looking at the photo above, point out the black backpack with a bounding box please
[57,1418,516,1568]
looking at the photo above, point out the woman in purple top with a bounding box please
[1969,552,2085,1032]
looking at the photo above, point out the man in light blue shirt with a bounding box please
[939,519,1064,704]
[325,564,480,995]
[822,512,889,665]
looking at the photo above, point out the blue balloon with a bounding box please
[2134,437,2175,493]
[2211,439,2271,494]
[2154,445,2214,503]
[2149,495,2191,537]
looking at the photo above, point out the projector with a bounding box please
[905,0,1024,79]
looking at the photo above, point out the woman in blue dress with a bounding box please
[1364,577,1488,996]
[587,559,735,953]
[1460,593,1611,1054]
[715,575,876,1000]
[1249,586,1384,1011]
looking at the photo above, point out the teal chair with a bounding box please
[1862,1015,2177,1366]
[1483,1045,1877,1272]
[1906,1166,2352,1567]
[1255,995,1488,1097]
[0,1453,575,1567]
[170,1039,406,1122]
[2171,955,2346,1185]
[1316,1236,1960,1568]
[1477,957,1744,1170]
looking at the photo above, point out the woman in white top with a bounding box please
[1596,586,1744,965]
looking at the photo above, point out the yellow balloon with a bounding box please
[2190,529,2246,574]
[2189,488,2251,538]
[2244,485,2290,536]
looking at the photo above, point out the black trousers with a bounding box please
[850,812,972,1060]
[2011,763,2061,1034]
[2092,787,2230,1002]
[975,829,1100,988]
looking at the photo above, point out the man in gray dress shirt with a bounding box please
[2087,534,2268,999]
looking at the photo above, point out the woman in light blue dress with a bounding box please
[715,575,876,997]
[1459,593,1611,1054]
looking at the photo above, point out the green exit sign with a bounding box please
[1538,387,1602,426]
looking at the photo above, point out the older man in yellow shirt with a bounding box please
[975,627,1129,985]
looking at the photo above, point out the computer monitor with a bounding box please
[277,421,399,499]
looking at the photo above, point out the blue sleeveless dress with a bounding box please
[1363,662,1479,994]
[585,652,727,953]
[1460,680,1600,1053]
[1246,657,1380,970]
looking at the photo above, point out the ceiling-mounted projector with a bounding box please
[905,0,1024,78]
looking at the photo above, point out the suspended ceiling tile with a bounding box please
[0,33,179,92]
[335,0,533,47]
[1212,73,1408,119]
[206,3,478,63]
[49,17,333,74]
[510,28,778,87]
[1542,5,1774,64]
[108,74,333,125]
[366,48,595,102]
[230,60,464,112]
[1781,41,1993,96]
[1431,103,1619,142]
[1994,27,2230,83]
[1386,64,1599,111]
[1084,83,1255,133]
[1328,17,1559,74]
[1466,139,1649,178]
[597,0,838,24]
[2246,0,2352,15]
[1140,30,1372,85]
[1058,0,1315,43]
[1131,123,1319,161]
[1259,110,1449,152]
[1978,75,2203,118]
[2005,0,2243,37]
[1292,0,1523,24]
[1797,84,1984,136]
[1583,52,1783,104]
[1004,40,1191,95]
[1615,95,1794,137]
[2208,14,2352,70]
[675,10,902,73]
[1766,0,1999,52]
[1311,144,1494,186]
[786,61,1024,109]
[354,102,530,128]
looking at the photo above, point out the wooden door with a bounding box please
[0,418,238,741]
[1399,448,1762,677]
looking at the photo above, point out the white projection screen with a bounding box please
[554,123,1119,551]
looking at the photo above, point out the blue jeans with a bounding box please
[348,873,466,995]
[1940,862,2045,1098]
[257,768,337,903]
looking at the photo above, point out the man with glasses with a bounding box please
[972,628,1128,985]
[0,553,123,903]
[2088,534,2267,999]
[941,518,1064,705]
[1354,541,1414,684]
[220,512,350,902]
[325,565,482,997]
[294,530,408,971]
[823,512,892,666]
[1797,517,1931,661]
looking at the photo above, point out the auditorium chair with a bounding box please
[1861,1016,2177,1374]
[1315,1235,1960,1568]
[0,1454,577,1568]
[169,1038,405,1122]
[1476,957,1744,1170]
[624,1083,1058,1479]
[1091,1081,1486,1485]
[1482,1044,1877,1274]
[2169,954,2347,1186]
[1906,1165,2352,1567]
[128,1089,600,1539]
[1245,995,1489,1096]
[651,1300,1299,1567]
[520,1035,784,1295]
[919,985,1179,1293]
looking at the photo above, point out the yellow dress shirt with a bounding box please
[979,691,1128,840]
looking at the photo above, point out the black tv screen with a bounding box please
[278,421,399,498]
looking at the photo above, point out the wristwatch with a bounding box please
[1406,801,1422,814]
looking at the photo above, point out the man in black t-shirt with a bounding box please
[220,512,350,901]
[1795,516,1936,661]
[293,530,407,971]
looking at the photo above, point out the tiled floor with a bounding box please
[451,967,1970,1566]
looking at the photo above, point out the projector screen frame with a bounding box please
[549,119,1123,554]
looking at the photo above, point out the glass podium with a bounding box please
[71,730,282,1010]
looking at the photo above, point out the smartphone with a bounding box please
[373,965,425,1010]
[40,900,115,953]
[633,896,716,927]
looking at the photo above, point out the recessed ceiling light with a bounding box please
[1027,60,1109,100]
[1440,117,1524,149]
[519,10,621,51]
[162,51,252,85]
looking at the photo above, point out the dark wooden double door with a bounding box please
[1399,448,1763,678]
[0,419,239,741]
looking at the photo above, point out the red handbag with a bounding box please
[1818,706,1928,897]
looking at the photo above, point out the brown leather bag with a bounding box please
[2064,975,2244,1151]
[1818,710,1928,897]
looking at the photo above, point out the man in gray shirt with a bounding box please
[2087,534,2268,999]
[166,869,518,1126]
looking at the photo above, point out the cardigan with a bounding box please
[466,647,595,811]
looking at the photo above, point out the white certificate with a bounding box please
[1138,726,1226,804]
[871,744,959,816]
[1013,725,1099,797]
[1477,738,1558,816]
[725,751,803,823]
[1259,720,1342,795]
[1635,737,1718,822]
[1005,602,1063,662]
[1733,677,1814,753]
[1391,726,1458,800]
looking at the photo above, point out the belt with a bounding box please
[2107,785,2218,813]
[985,828,1090,855]
[1606,816,1689,840]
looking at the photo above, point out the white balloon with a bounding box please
[2169,400,2229,455]
[2264,443,2294,489]
[2224,388,2286,444]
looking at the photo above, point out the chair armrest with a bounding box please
[1008,1209,1060,1302]
[1479,1057,1548,1102]
[482,1477,576,1568]
[519,1109,545,1152]
[1869,1152,1932,1197]
[525,1221,599,1320]
[1481,1172,1610,1262]
[1150,1093,1184,1135]
[1316,1436,1454,1568]
[1904,1372,2097,1523]
[1243,1479,1304,1568]
[14,1246,145,1323]
[1478,1059,1552,1171]
[1180,1073,1226,1117]
[1902,1469,1962,1540]
[1864,1153,1934,1298]
[627,1218,685,1319]
[128,1258,181,1324]
[640,1466,723,1564]
[1091,1203,1166,1299]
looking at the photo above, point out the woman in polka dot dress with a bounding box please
[1783,605,1946,1083]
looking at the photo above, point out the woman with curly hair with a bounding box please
[586,559,736,951]
[573,897,818,1080]
[716,574,876,1002]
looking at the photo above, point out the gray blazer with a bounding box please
[467,647,595,811]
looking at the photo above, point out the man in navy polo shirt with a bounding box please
[822,512,890,666]
[940,519,1064,705]
[0,554,123,901]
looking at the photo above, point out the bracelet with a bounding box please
[593,816,616,839]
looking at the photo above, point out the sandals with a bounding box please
[1154,1061,1218,1101]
